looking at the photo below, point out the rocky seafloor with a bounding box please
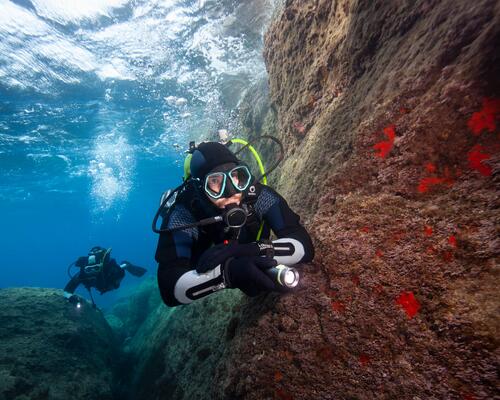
[1,1,499,400]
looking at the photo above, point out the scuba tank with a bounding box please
[67,247,111,279]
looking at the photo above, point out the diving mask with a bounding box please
[204,165,252,199]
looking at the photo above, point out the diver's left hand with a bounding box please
[196,240,263,273]
[66,294,82,305]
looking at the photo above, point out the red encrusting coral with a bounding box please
[467,145,492,176]
[467,98,500,135]
[418,163,456,193]
[396,291,421,319]
[424,225,433,236]
[425,163,437,173]
[373,125,396,158]
[448,235,457,247]
[417,176,449,193]
[331,301,345,313]
[442,251,454,263]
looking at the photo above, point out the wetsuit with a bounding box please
[155,181,314,307]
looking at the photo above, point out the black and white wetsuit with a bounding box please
[155,182,314,307]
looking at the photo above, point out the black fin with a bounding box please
[124,263,147,277]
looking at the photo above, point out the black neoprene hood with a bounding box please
[190,142,239,179]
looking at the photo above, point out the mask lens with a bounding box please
[205,173,226,198]
[229,166,251,191]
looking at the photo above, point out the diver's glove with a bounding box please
[196,240,275,273]
[64,293,82,305]
[223,256,277,297]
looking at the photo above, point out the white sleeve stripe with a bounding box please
[174,265,224,304]
[272,238,305,265]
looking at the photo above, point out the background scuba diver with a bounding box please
[154,140,314,307]
[64,246,147,305]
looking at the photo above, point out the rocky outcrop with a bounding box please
[210,1,499,399]
[114,288,244,400]
[105,277,162,344]
[0,288,117,400]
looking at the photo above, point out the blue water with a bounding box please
[0,0,275,307]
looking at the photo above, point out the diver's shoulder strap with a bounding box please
[173,265,226,304]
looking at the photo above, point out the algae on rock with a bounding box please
[114,288,245,400]
[0,288,117,400]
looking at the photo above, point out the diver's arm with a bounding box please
[156,218,276,305]
[159,259,226,305]
[120,261,147,277]
[165,255,281,303]
[257,186,314,265]
[266,237,309,265]
[63,273,82,297]
[156,204,225,306]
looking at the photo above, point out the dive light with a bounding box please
[265,264,300,289]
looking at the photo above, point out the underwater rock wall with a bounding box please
[211,0,499,399]
[113,285,245,400]
[0,288,117,400]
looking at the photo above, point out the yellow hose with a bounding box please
[230,138,268,185]
[230,138,266,239]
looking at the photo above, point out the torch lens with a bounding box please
[283,269,299,287]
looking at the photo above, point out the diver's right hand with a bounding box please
[224,256,277,297]
[67,294,80,305]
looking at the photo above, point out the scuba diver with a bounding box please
[153,138,314,307]
[63,246,147,306]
